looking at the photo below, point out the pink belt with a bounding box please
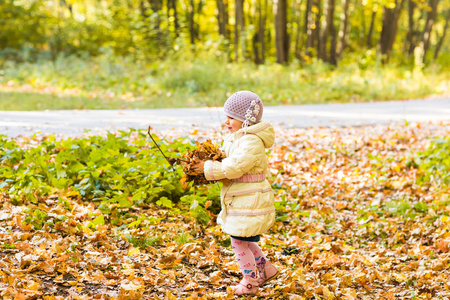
[231,173,266,183]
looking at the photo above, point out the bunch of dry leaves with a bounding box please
[167,140,226,187]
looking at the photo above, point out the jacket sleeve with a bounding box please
[203,135,263,180]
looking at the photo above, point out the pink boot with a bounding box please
[257,260,279,285]
[232,275,260,295]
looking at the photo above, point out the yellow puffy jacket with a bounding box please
[204,121,275,237]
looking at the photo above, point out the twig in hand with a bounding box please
[147,126,175,171]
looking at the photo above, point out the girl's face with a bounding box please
[224,116,243,133]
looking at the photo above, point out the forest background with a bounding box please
[0,0,449,110]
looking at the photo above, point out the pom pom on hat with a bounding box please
[223,91,264,125]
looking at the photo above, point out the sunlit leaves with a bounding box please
[0,123,449,299]
[168,139,226,186]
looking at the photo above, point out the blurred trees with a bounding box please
[0,0,448,66]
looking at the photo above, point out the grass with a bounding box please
[0,54,448,111]
[0,91,112,110]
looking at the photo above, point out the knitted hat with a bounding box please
[223,91,264,125]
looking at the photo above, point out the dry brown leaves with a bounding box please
[168,139,226,186]
[1,122,450,299]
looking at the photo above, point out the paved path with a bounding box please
[1,98,449,137]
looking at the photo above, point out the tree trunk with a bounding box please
[337,0,350,59]
[294,0,303,59]
[253,0,267,64]
[379,0,405,63]
[314,0,322,56]
[275,0,289,64]
[318,2,327,61]
[421,0,439,63]
[359,0,366,47]
[216,0,228,38]
[366,10,376,48]
[434,9,449,60]
[150,0,162,48]
[305,0,314,56]
[189,0,197,45]
[404,0,415,55]
[252,0,264,64]
[328,3,337,65]
[319,0,336,64]
[168,0,180,37]
[390,0,405,57]
[234,0,245,61]
[261,0,267,63]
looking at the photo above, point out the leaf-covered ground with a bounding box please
[1,122,450,300]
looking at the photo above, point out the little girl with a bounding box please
[191,90,278,295]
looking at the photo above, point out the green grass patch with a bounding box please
[1,54,448,110]
[413,136,450,186]
[0,91,115,110]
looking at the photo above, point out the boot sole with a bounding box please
[260,269,279,286]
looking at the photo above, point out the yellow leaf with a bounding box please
[166,291,177,300]
[128,247,140,256]
[81,225,93,235]
[27,281,39,290]
[225,261,240,271]
[67,190,80,197]
[392,272,408,282]
[322,285,335,299]
[205,200,212,209]
[391,180,403,189]
[342,288,357,300]
[121,282,143,291]
[343,244,355,251]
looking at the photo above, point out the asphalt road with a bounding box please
[1,98,449,137]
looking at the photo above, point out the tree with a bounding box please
[319,0,337,64]
[274,0,289,64]
[404,0,416,55]
[434,9,449,60]
[2,0,449,64]
[168,0,180,38]
[378,0,405,63]
[366,9,377,48]
[188,0,197,45]
[234,0,247,61]
[252,0,268,64]
[421,0,440,62]
[294,0,303,59]
[305,0,315,56]
[337,0,350,59]
[216,0,229,39]
[314,0,322,56]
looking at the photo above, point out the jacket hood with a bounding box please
[237,121,275,148]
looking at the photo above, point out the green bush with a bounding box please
[413,137,450,186]
[0,130,221,223]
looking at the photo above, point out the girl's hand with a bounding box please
[190,158,205,175]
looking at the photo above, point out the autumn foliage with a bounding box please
[0,122,449,299]
[167,139,226,187]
